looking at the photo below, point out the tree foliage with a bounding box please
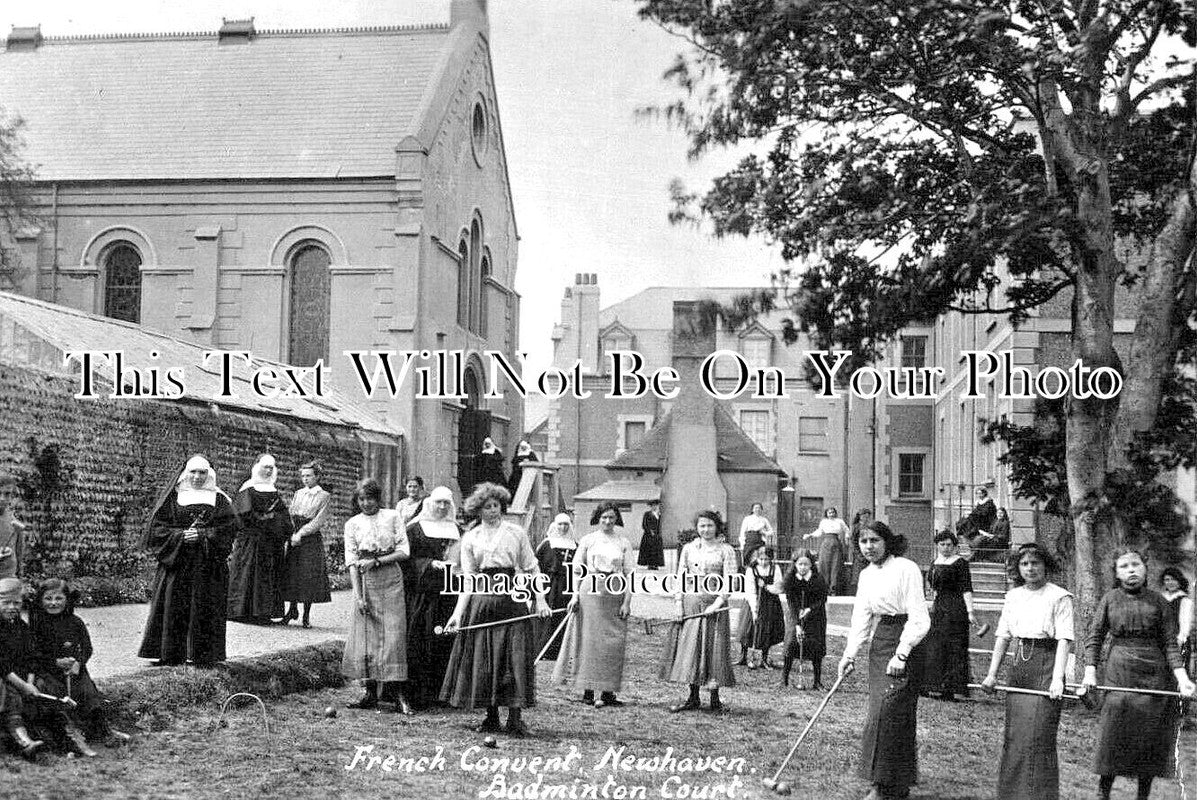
[638,0,1197,616]
[0,108,37,289]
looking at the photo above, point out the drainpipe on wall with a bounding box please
[50,182,59,303]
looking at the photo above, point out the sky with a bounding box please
[0,0,786,376]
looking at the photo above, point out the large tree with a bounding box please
[0,108,37,289]
[637,0,1196,623]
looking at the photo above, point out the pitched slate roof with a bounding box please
[607,406,784,475]
[0,25,450,180]
[0,291,402,439]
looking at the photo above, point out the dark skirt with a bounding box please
[638,531,665,568]
[282,522,332,604]
[227,531,285,620]
[859,614,923,789]
[751,592,786,652]
[538,568,571,661]
[1094,640,1180,777]
[659,593,736,688]
[137,551,228,665]
[922,592,970,695]
[784,616,827,663]
[440,579,536,710]
[405,574,458,708]
[998,638,1062,800]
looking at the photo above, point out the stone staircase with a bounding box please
[969,560,1010,608]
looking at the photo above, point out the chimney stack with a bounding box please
[450,0,489,36]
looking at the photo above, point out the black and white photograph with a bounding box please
[0,0,1194,797]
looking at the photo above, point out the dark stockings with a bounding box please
[1098,775,1154,800]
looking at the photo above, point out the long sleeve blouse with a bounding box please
[289,486,330,538]
[1084,586,1182,669]
[344,509,409,563]
[843,555,930,661]
[995,583,1074,641]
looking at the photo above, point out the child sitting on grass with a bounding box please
[30,578,130,748]
[0,577,96,759]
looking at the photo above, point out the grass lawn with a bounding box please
[3,623,1193,799]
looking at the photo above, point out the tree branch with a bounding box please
[947,278,1075,314]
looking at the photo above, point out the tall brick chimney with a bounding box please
[450,0,489,36]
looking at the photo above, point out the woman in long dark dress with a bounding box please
[138,455,236,666]
[981,542,1073,800]
[279,460,332,627]
[508,440,539,497]
[1080,549,1196,800]
[922,530,976,701]
[638,500,665,569]
[772,549,828,689]
[441,483,551,736]
[228,454,292,624]
[742,547,785,669]
[535,513,577,661]
[478,438,508,488]
[403,486,461,709]
[838,521,930,800]
[1161,567,1194,724]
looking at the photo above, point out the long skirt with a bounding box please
[341,562,408,682]
[227,531,285,620]
[751,591,786,653]
[282,523,331,604]
[406,582,458,708]
[660,593,736,688]
[1094,641,1180,777]
[638,531,665,568]
[859,615,923,790]
[998,638,1062,800]
[440,590,536,709]
[922,592,970,695]
[553,578,628,692]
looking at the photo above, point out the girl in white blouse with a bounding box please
[553,501,633,707]
[837,520,930,800]
[980,542,1074,800]
[440,483,550,736]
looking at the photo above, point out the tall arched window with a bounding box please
[288,243,331,366]
[457,238,471,328]
[479,251,491,338]
[469,219,483,333]
[103,243,143,323]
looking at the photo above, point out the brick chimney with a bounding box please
[661,301,727,541]
[554,273,600,374]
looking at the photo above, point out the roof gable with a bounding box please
[0,25,452,180]
[606,405,785,475]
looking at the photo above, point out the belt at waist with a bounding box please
[1015,637,1058,647]
[1110,635,1159,645]
[478,566,516,577]
[357,549,394,560]
[879,614,908,624]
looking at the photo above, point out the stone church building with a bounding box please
[0,0,521,499]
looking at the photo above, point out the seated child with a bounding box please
[30,579,130,747]
[0,577,96,759]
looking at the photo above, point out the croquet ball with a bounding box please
[760,778,776,789]
[66,752,76,759]
[483,736,498,749]
[323,706,337,718]
[774,781,792,796]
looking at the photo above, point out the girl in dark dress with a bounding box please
[772,549,828,689]
[922,530,976,700]
[535,513,577,661]
[743,547,785,669]
[478,438,508,488]
[638,500,665,569]
[403,486,461,709]
[138,455,236,666]
[1161,567,1194,725]
[1080,549,1196,800]
[279,460,332,627]
[29,578,130,746]
[228,454,293,624]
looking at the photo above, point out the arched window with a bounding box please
[469,219,483,333]
[479,251,491,338]
[103,243,142,323]
[457,238,471,328]
[288,243,331,366]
